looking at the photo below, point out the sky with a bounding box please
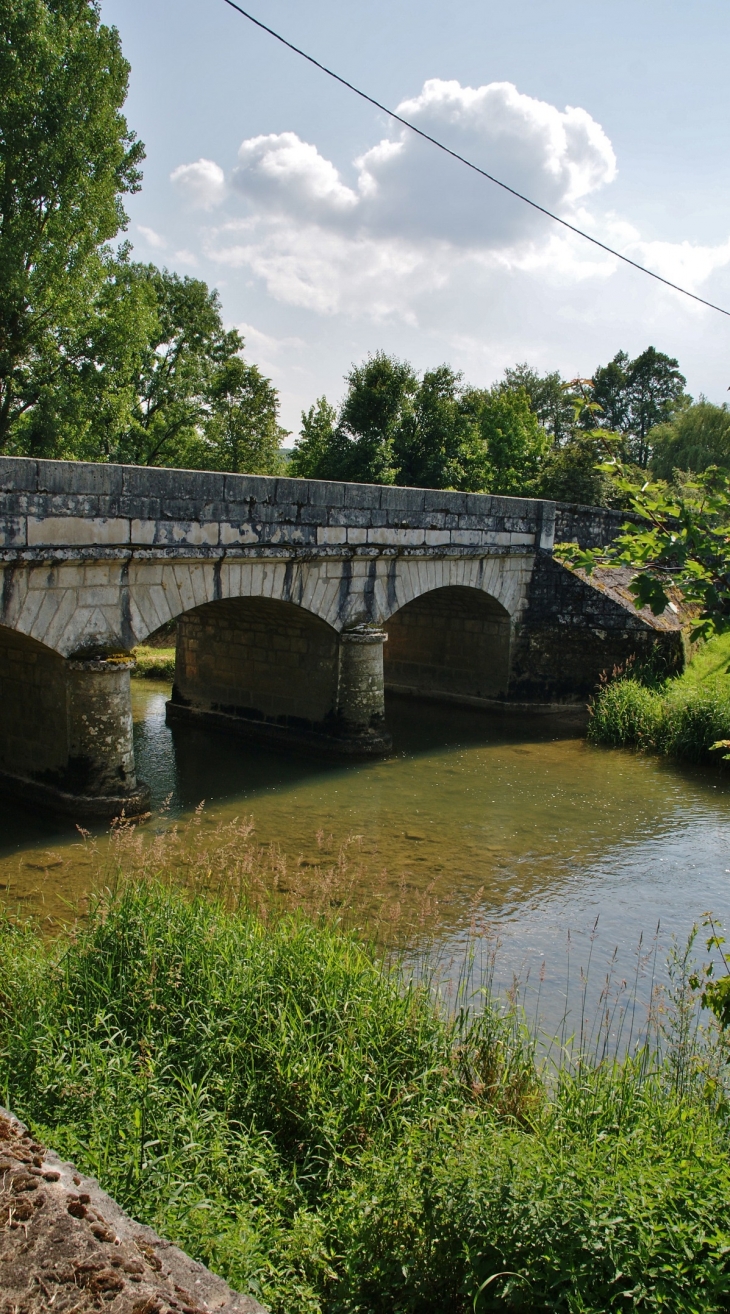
[100,0,730,437]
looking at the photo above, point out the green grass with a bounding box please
[1,861,729,1312]
[589,632,730,762]
[131,645,176,680]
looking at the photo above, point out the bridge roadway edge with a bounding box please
[0,458,683,817]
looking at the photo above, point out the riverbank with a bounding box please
[589,631,730,763]
[132,645,176,680]
[1,840,729,1313]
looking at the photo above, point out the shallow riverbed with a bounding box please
[1,680,729,1034]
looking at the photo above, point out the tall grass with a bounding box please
[589,633,730,762]
[1,832,729,1312]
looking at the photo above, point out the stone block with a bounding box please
[0,516,26,547]
[307,480,346,507]
[425,529,450,546]
[0,457,38,493]
[298,504,330,525]
[131,519,157,545]
[344,481,381,509]
[153,521,219,547]
[119,496,161,520]
[318,525,347,545]
[123,466,225,503]
[379,486,426,513]
[335,506,372,528]
[27,516,130,547]
[223,473,272,503]
[253,501,299,524]
[220,522,260,545]
[423,489,467,515]
[275,476,310,504]
[37,459,124,498]
[347,527,368,544]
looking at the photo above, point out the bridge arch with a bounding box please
[166,594,390,754]
[126,552,528,649]
[384,584,512,704]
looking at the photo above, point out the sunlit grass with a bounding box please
[1,821,729,1312]
[589,633,730,763]
[131,645,175,679]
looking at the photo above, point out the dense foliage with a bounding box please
[587,631,730,766]
[0,0,286,472]
[650,400,730,481]
[289,349,707,500]
[1,875,730,1314]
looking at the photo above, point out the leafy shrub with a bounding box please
[1,880,730,1312]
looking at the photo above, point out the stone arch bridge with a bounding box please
[0,458,683,816]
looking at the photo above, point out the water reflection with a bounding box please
[1,680,730,1034]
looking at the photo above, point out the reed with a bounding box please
[0,831,728,1313]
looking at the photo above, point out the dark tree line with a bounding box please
[1,0,727,504]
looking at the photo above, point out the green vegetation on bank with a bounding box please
[1,843,730,1313]
[589,632,730,762]
[131,645,176,680]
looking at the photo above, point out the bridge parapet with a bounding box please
[0,457,555,556]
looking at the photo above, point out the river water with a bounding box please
[2,679,730,1039]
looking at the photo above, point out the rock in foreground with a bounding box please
[0,1108,264,1314]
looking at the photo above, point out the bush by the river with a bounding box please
[1,857,730,1312]
[589,631,730,763]
[131,645,176,680]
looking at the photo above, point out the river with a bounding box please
[2,679,729,1040]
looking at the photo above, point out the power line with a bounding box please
[222,0,730,320]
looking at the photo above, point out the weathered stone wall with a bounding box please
[384,585,512,701]
[0,627,147,814]
[0,457,553,557]
[172,597,339,734]
[554,502,644,550]
[510,555,685,701]
[0,628,68,779]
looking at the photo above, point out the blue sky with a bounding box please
[101,0,730,435]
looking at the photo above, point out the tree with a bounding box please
[531,431,615,506]
[115,269,242,468]
[650,400,730,481]
[589,348,689,467]
[338,352,417,484]
[466,387,549,496]
[499,364,576,444]
[7,245,157,460]
[394,366,488,491]
[289,397,345,480]
[0,0,144,447]
[199,357,287,475]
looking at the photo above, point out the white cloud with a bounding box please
[233,132,358,218]
[170,157,226,209]
[170,76,730,352]
[137,224,167,249]
[236,322,305,354]
[173,249,199,268]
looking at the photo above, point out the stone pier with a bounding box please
[0,628,149,817]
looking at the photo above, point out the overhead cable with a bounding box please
[222,0,730,319]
